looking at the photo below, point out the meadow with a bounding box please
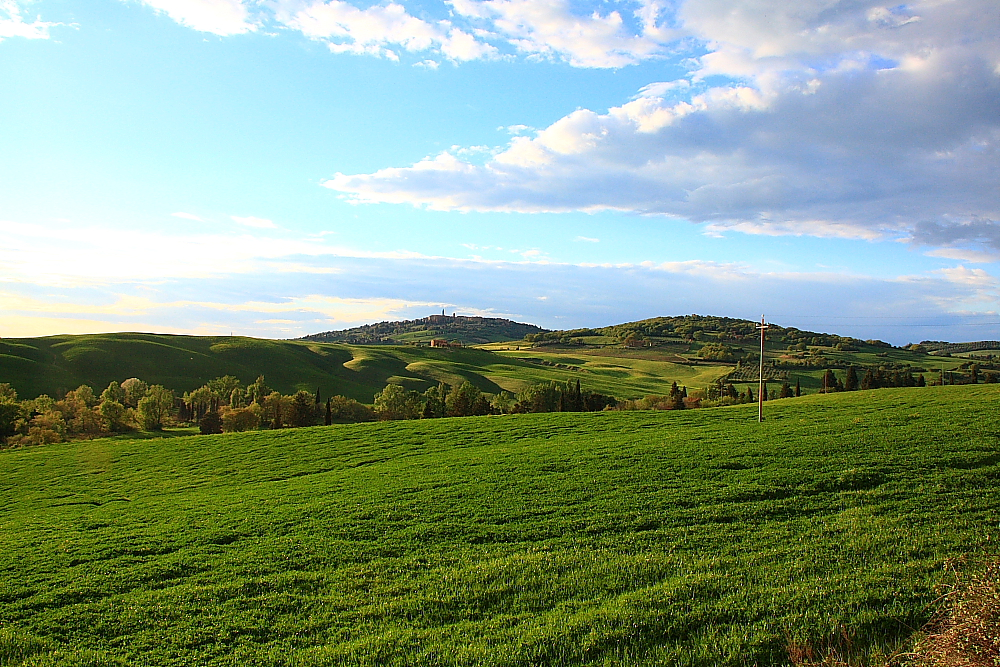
[1,385,997,666]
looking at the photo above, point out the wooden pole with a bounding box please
[756,315,769,423]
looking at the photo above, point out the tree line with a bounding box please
[0,376,617,447]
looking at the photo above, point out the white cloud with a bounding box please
[4,243,998,342]
[281,0,496,61]
[575,236,599,242]
[171,211,204,221]
[448,0,677,68]
[133,0,257,35]
[231,214,277,229]
[325,0,1000,258]
[0,219,427,286]
[0,0,57,41]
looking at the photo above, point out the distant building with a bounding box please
[430,339,462,348]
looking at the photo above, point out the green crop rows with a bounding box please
[1,386,997,665]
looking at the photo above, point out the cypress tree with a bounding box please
[325,398,332,426]
[794,379,801,397]
[861,368,876,390]
[845,366,858,391]
[917,374,926,387]
[315,388,321,406]
[575,379,582,411]
[761,381,768,401]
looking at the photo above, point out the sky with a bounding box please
[1,0,999,345]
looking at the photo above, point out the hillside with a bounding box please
[0,386,996,665]
[0,315,988,403]
[300,314,547,345]
[0,333,719,403]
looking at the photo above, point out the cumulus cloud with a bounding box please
[133,0,257,35]
[447,0,677,68]
[325,0,1000,257]
[0,0,57,41]
[280,0,495,61]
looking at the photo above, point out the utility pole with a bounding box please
[756,315,769,423]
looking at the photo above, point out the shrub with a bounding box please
[199,411,223,435]
[220,406,261,433]
[328,396,376,423]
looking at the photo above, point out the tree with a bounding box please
[73,385,97,407]
[246,376,270,406]
[845,366,859,391]
[490,391,515,414]
[917,373,926,387]
[137,385,174,430]
[794,379,801,397]
[670,391,685,410]
[861,368,877,390]
[99,400,130,432]
[220,406,260,433]
[207,376,241,401]
[0,383,16,402]
[0,400,22,444]
[272,402,283,429]
[421,385,445,419]
[121,378,149,408]
[821,370,839,393]
[325,398,332,426]
[374,384,420,421]
[288,390,318,428]
[328,396,376,423]
[200,411,223,435]
[101,381,125,405]
[446,382,490,417]
[779,382,793,399]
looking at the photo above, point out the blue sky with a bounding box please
[2,0,999,344]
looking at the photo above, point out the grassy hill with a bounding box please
[0,314,985,403]
[301,315,547,345]
[0,333,722,403]
[1,386,997,665]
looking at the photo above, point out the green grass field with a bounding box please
[1,386,996,666]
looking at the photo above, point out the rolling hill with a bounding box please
[300,314,547,345]
[0,315,987,402]
[0,386,996,665]
[0,333,723,403]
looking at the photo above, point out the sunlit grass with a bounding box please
[0,385,997,665]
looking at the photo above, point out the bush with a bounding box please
[220,406,261,433]
[199,411,223,435]
[328,396,376,423]
[287,390,318,428]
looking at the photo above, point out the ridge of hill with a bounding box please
[0,386,996,664]
[299,314,547,345]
